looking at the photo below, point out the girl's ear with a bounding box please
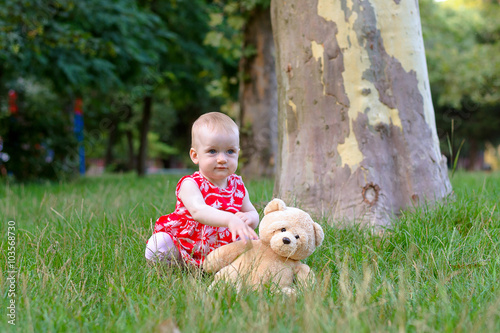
[190,148,199,164]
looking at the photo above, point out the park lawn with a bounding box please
[1,171,499,332]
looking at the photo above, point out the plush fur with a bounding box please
[203,198,324,294]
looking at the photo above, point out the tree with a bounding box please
[419,0,500,170]
[204,1,278,179]
[0,0,170,179]
[146,0,239,169]
[238,2,278,179]
[0,1,166,94]
[270,0,452,226]
[0,80,77,181]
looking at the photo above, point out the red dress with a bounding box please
[153,171,246,267]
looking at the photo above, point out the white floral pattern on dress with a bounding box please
[211,200,222,209]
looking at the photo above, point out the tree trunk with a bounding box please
[0,65,3,108]
[270,0,451,226]
[467,139,480,171]
[126,130,135,171]
[239,6,278,179]
[137,95,153,176]
[104,119,118,168]
[122,104,135,171]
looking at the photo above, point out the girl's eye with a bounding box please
[227,149,236,155]
[281,228,286,232]
[208,149,217,154]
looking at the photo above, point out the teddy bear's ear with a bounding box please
[313,222,325,247]
[264,198,287,215]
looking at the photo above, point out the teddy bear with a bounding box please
[203,198,324,294]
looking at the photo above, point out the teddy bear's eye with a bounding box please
[281,228,286,232]
[295,235,300,239]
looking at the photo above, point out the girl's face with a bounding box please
[190,126,239,188]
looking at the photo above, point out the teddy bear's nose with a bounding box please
[283,237,291,244]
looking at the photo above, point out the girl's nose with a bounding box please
[217,153,227,163]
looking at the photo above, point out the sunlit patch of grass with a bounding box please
[0,172,499,331]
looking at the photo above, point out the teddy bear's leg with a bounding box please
[295,263,315,288]
[208,265,240,292]
[208,271,222,292]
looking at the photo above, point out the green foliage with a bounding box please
[147,132,178,160]
[422,0,500,108]
[204,0,270,66]
[1,172,499,331]
[420,0,500,153]
[0,80,77,181]
[0,0,177,180]
[202,0,271,126]
[0,0,169,94]
[0,0,242,178]
[150,0,242,158]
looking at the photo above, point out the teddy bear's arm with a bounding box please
[294,263,315,287]
[203,240,252,273]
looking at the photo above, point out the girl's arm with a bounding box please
[235,187,259,230]
[178,179,258,242]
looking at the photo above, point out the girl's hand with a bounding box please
[237,189,260,230]
[235,211,252,226]
[235,209,259,230]
[228,216,258,243]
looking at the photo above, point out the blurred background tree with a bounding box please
[0,0,170,179]
[204,0,277,179]
[420,0,500,170]
[0,0,238,180]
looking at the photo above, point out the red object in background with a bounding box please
[8,90,18,114]
[74,98,83,115]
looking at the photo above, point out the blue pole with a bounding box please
[74,98,85,175]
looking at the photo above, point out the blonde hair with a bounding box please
[191,112,239,147]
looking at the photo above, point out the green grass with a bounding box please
[1,171,499,332]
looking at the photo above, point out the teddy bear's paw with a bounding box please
[206,277,242,295]
[207,281,216,292]
[281,286,297,297]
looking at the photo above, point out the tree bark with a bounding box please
[126,129,135,171]
[137,95,153,176]
[239,6,278,179]
[0,65,3,109]
[467,139,480,171]
[271,0,451,226]
[123,104,135,171]
[104,118,118,168]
